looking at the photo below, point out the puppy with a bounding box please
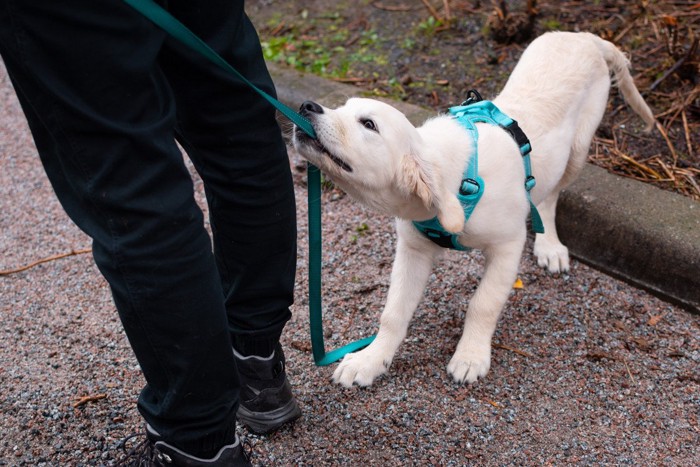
[293,31,655,387]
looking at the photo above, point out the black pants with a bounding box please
[0,0,296,455]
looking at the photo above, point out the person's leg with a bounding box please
[160,1,296,356]
[159,0,301,434]
[0,0,239,457]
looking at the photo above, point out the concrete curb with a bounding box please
[269,63,700,313]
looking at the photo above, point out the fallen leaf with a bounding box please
[648,314,664,326]
[586,351,616,361]
[291,340,312,352]
[513,277,524,289]
[631,337,651,350]
[661,15,678,27]
[485,399,502,408]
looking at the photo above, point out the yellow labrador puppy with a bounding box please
[293,31,655,387]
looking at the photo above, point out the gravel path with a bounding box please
[1,60,699,466]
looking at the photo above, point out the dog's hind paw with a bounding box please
[533,238,570,273]
[332,348,390,388]
[447,346,491,384]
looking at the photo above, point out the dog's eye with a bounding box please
[360,118,378,133]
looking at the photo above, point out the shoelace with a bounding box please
[115,433,162,467]
[241,438,254,464]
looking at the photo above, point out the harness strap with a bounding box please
[412,172,484,251]
[450,100,544,234]
[414,97,544,250]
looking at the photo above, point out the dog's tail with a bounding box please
[595,36,656,132]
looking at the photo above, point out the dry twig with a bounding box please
[73,393,107,408]
[0,248,92,276]
[654,121,679,164]
[493,342,533,358]
[421,0,442,22]
[371,2,421,12]
[681,110,694,158]
[622,359,637,385]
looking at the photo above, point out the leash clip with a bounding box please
[460,89,484,106]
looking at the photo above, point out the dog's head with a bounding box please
[293,98,464,233]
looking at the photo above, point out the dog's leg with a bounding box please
[533,189,571,273]
[332,231,438,387]
[447,236,524,384]
[534,123,594,274]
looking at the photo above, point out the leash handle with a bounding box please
[122,0,316,139]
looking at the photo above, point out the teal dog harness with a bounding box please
[413,91,544,250]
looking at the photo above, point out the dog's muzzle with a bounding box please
[296,101,353,173]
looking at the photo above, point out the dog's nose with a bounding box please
[299,100,324,116]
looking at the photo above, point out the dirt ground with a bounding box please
[247,0,700,200]
[1,126,698,465]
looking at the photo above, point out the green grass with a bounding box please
[259,12,387,81]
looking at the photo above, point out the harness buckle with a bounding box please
[525,175,536,191]
[422,228,457,249]
[502,121,531,156]
[459,178,481,196]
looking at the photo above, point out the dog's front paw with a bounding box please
[533,238,570,273]
[447,344,491,384]
[332,347,391,388]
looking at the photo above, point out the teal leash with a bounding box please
[308,165,375,365]
[122,0,372,366]
[121,0,315,137]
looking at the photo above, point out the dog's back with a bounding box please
[492,31,655,202]
[495,31,654,134]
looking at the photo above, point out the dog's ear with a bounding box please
[398,154,435,208]
[397,154,465,234]
[437,191,465,234]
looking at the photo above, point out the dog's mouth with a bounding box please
[295,127,353,173]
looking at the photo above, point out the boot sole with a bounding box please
[237,398,301,435]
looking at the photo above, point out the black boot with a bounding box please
[117,425,251,467]
[234,343,301,434]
